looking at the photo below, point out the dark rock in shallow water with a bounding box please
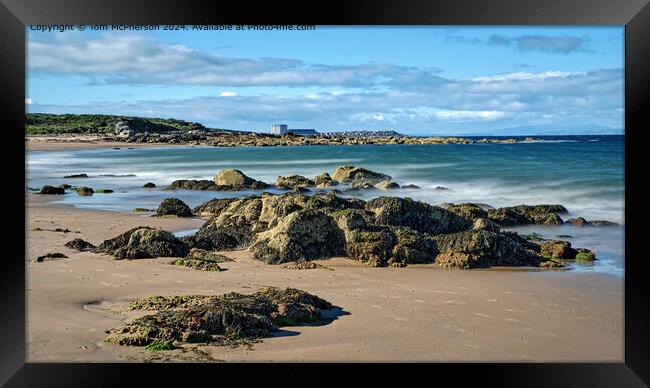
[293,187,310,193]
[401,184,421,190]
[142,182,156,188]
[214,169,269,189]
[58,184,72,190]
[63,173,88,178]
[433,186,449,191]
[566,217,618,227]
[314,173,336,188]
[251,209,345,264]
[76,187,94,196]
[95,189,114,193]
[375,180,400,190]
[365,197,472,235]
[35,252,68,262]
[39,185,65,195]
[192,197,238,217]
[105,287,333,347]
[95,226,189,260]
[155,198,192,217]
[590,220,619,226]
[65,238,96,251]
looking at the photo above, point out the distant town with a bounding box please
[271,123,402,138]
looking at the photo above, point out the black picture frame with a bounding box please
[2,0,648,386]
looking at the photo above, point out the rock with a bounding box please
[76,187,94,196]
[168,179,221,190]
[105,287,332,347]
[472,218,500,232]
[64,238,96,251]
[331,165,391,185]
[375,180,400,190]
[58,184,72,189]
[539,260,566,269]
[95,189,114,193]
[401,184,420,190]
[343,226,397,267]
[184,248,233,263]
[190,197,263,250]
[155,198,192,217]
[192,198,238,217]
[566,217,588,226]
[39,185,65,195]
[132,208,155,212]
[35,252,68,262]
[539,240,578,260]
[63,173,88,178]
[575,249,597,261]
[214,169,268,189]
[282,259,327,270]
[171,256,225,271]
[95,226,189,260]
[293,187,310,193]
[314,173,337,187]
[351,182,376,190]
[433,186,449,191]
[590,220,619,226]
[487,205,566,226]
[389,227,438,266]
[251,209,345,264]
[448,203,488,221]
[365,197,472,235]
[143,182,156,188]
[432,229,539,269]
[275,175,314,188]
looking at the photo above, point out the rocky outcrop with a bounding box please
[539,240,578,260]
[171,248,231,271]
[63,173,88,178]
[250,209,345,264]
[566,217,619,227]
[487,204,566,226]
[38,185,65,195]
[447,203,488,221]
[95,226,189,260]
[192,198,238,217]
[331,165,391,185]
[365,197,472,235]
[143,182,156,188]
[155,198,192,217]
[314,173,336,188]
[432,229,541,269]
[275,175,314,188]
[375,180,400,190]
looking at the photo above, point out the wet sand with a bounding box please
[26,193,624,362]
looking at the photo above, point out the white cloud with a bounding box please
[434,110,506,120]
[25,98,33,104]
[219,91,237,97]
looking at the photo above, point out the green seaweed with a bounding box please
[145,340,176,351]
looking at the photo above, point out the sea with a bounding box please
[26,135,625,276]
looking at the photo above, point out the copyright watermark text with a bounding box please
[29,25,317,33]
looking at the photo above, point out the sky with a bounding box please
[26,26,624,135]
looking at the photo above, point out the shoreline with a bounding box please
[26,194,624,362]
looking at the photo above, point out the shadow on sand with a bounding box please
[272,306,350,338]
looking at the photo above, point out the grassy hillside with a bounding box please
[25,113,238,135]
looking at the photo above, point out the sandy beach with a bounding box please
[26,192,624,362]
[26,136,186,151]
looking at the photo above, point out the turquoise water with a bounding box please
[26,135,624,275]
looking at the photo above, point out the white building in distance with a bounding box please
[271,124,288,135]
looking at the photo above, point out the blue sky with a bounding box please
[26,26,624,135]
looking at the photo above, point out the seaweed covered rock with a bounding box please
[168,179,221,190]
[155,198,192,217]
[171,249,229,271]
[38,185,65,195]
[190,197,264,250]
[64,238,96,251]
[539,240,578,260]
[365,197,472,235]
[472,218,500,232]
[105,287,333,347]
[447,203,488,221]
[575,249,597,262]
[432,229,540,269]
[214,169,268,189]
[143,182,156,188]
[314,172,336,188]
[35,252,68,262]
[488,204,566,226]
[76,187,94,196]
[95,226,189,260]
[331,165,391,185]
[192,197,238,217]
[251,209,345,264]
[275,175,314,188]
[389,227,438,266]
